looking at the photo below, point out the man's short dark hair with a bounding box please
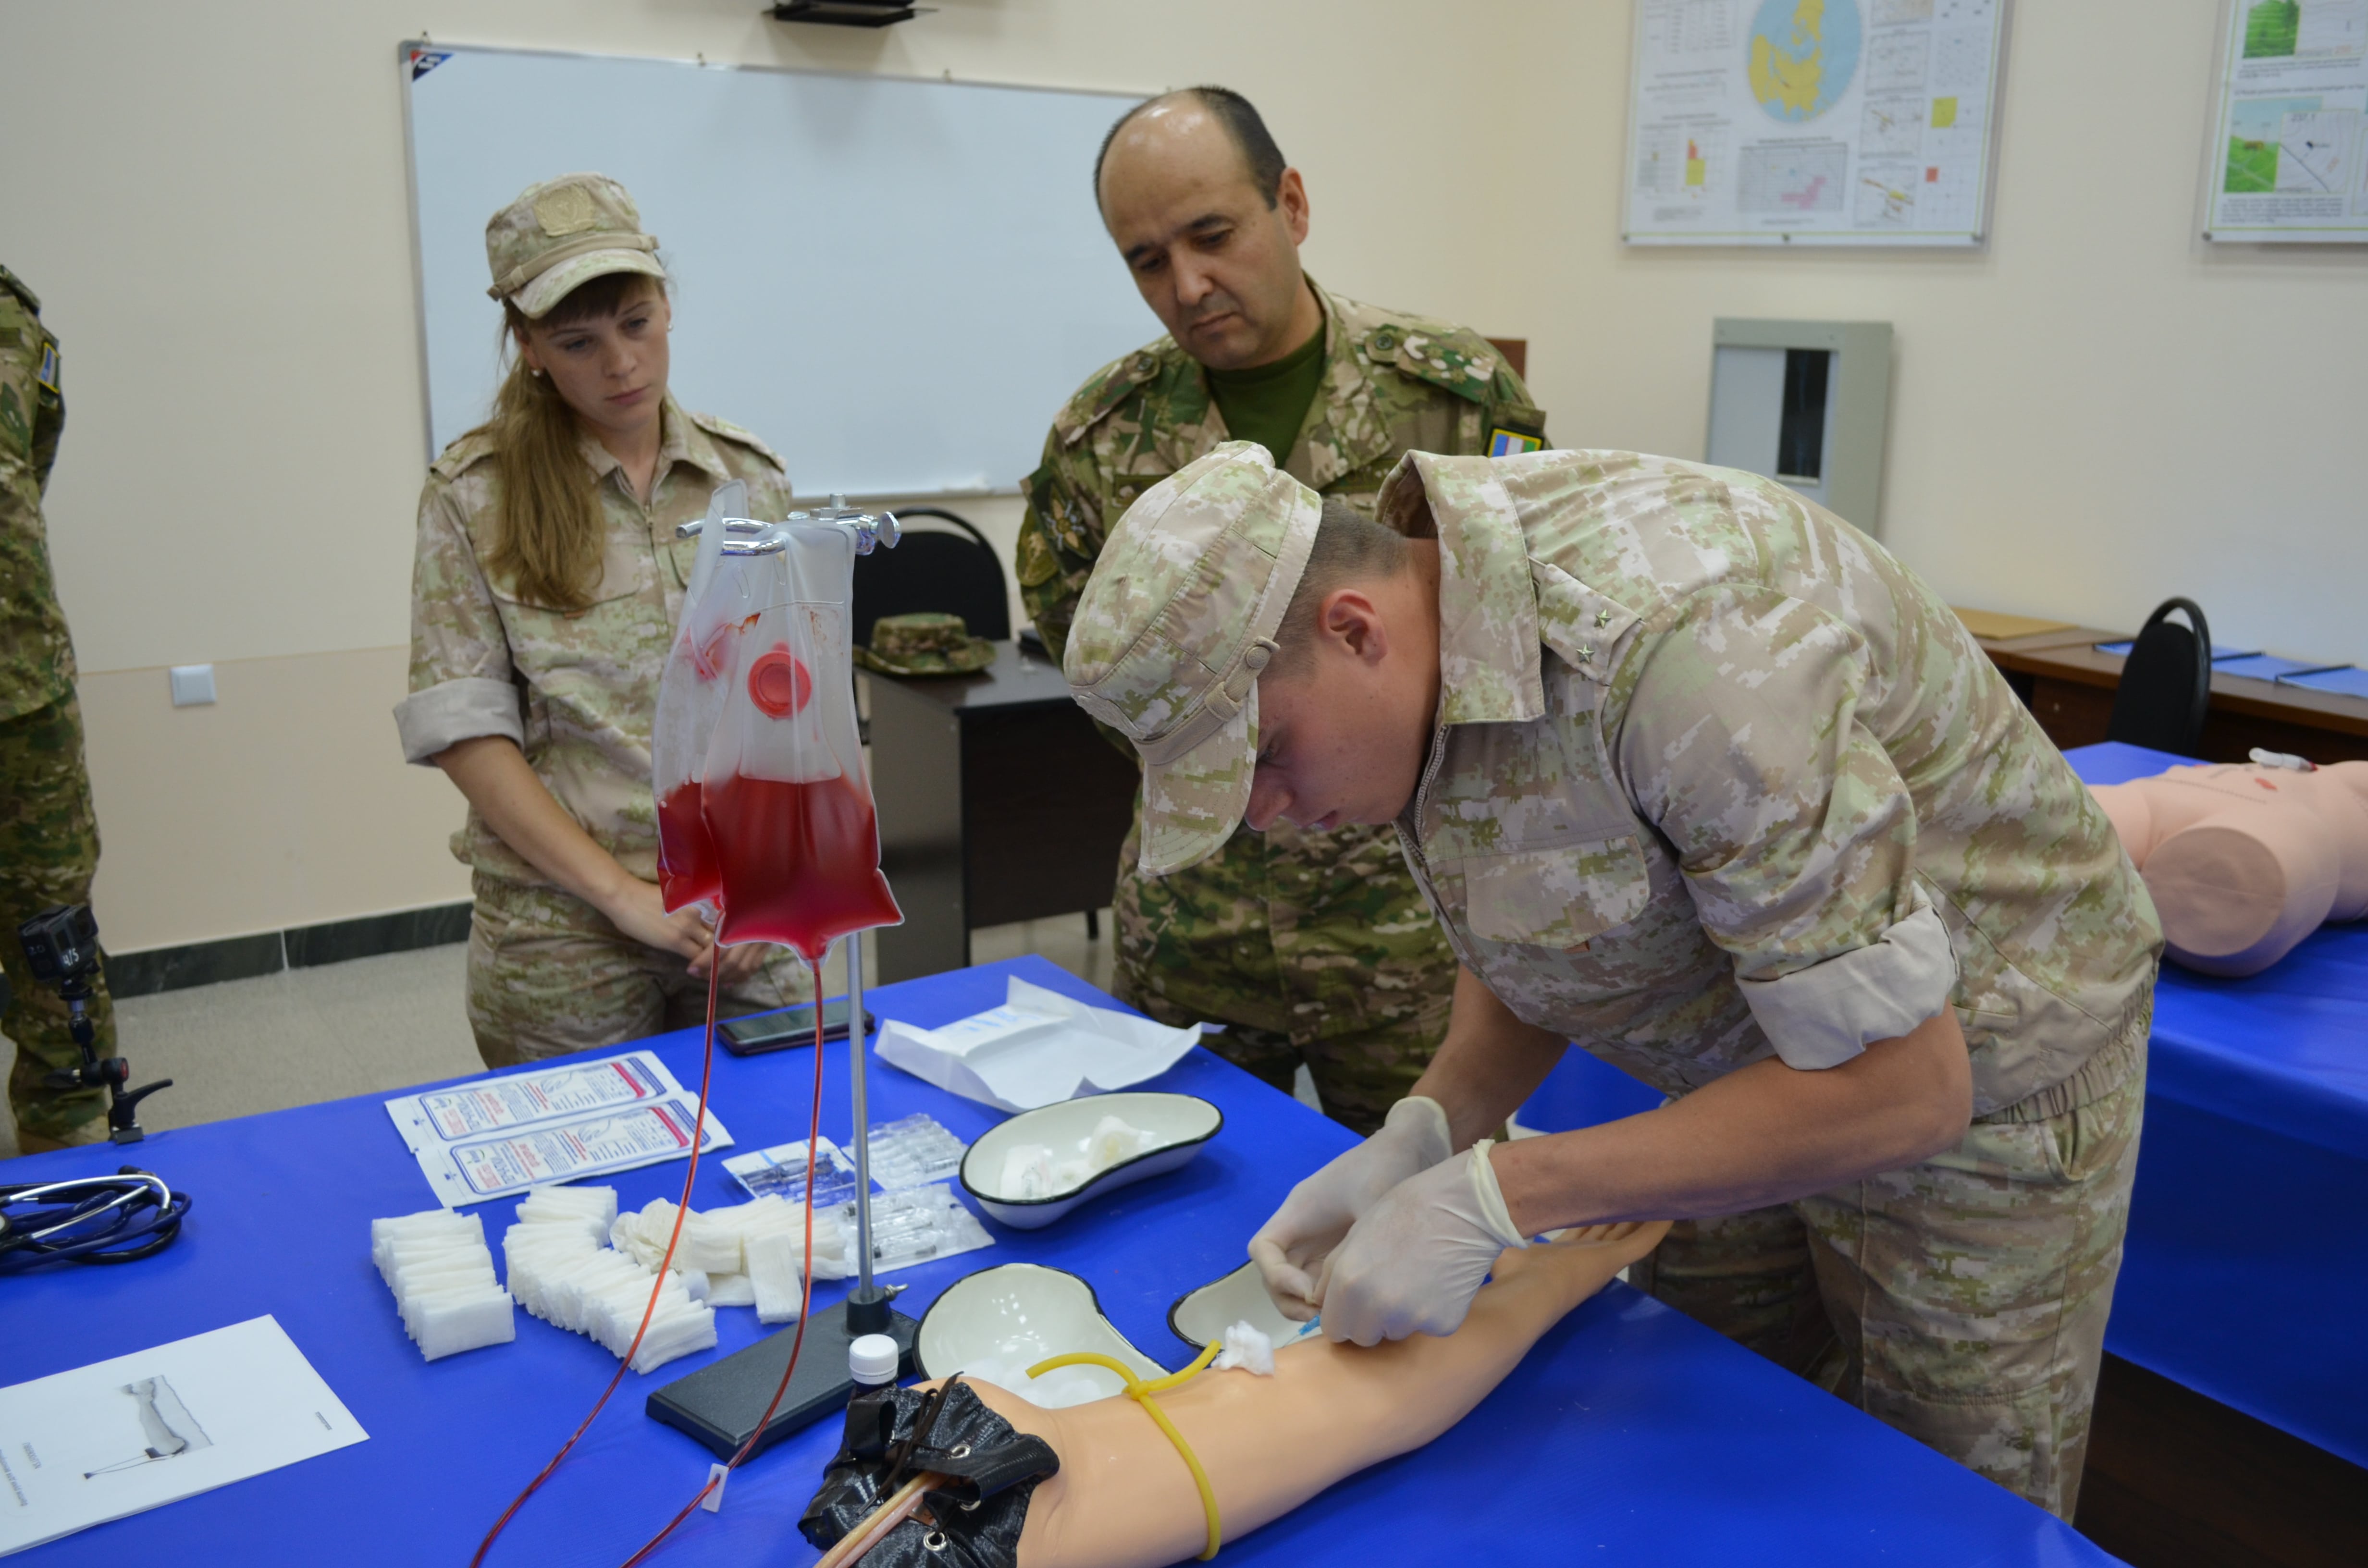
[1094,86,1289,209]
[1269,498,1413,677]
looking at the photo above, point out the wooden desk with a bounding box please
[1973,626,2368,765]
[866,639,1139,983]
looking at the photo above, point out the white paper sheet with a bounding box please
[874,977,1202,1113]
[0,1316,366,1556]
[384,1050,732,1206]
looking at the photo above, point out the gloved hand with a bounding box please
[1316,1138,1529,1347]
[1247,1096,1453,1320]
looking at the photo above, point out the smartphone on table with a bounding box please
[718,997,877,1056]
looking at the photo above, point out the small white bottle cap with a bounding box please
[849,1333,900,1386]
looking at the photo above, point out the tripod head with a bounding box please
[17,904,171,1144]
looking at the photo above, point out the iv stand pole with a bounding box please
[842,906,891,1333]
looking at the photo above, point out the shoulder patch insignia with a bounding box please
[1488,421,1545,457]
[37,339,60,393]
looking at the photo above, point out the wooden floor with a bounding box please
[2076,1354,2368,1567]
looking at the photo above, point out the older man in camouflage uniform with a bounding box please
[0,265,111,1152]
[1020,86,1546,1134]
[1063,442,2159,1518]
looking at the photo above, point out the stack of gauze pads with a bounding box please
[500,1186,714,1374]
[608,1195,852,1325]
[370,1209,517,1361]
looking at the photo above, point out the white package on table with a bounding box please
[382,1050,731,1207]
[874,977,1200,1113]
[0,1316,366,1556]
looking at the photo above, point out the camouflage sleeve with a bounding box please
[395,480,524,766]
[1610,586,1955,1070]
[1488,362,1546,448]
[1015,424,1108,669]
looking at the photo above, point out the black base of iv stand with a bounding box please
[647,934,919,1460]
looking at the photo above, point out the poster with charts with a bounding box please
[1624,0,2010,245]
[2204,0,2368,240]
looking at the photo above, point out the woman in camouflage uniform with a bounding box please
[396,173,810,1067]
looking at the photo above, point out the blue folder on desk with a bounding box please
[2275,664,2368,699]
[2211,653,2343,683]
[2091,640,2259,661]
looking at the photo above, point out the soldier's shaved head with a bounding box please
[1094,87,1322,371]
[1095,87,1287,208]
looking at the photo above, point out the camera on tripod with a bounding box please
[17,904,171,1143]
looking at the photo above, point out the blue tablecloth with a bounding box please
[1521,741,2368,1470]
[0,956,2108,1564]
[2067,741,2368,1469]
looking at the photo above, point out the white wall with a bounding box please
[2,0,2360,953]
[1482,3,2368,662]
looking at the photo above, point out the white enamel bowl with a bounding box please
[915,1262,1165,1403]
[1167,1259,1309,1350]
[958,1091,1223,1230]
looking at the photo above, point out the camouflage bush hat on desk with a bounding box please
[485,172,666,318]
[1063,442,1321,877]
[855,612,998,676]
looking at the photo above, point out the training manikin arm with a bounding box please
[962,1222,1666,1568]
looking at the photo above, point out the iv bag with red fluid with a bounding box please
[652,481,750,914]
[653,496,901,960]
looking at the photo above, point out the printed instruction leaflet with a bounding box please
[385,1050,732,1207]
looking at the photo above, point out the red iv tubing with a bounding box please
[471,955,833,1567]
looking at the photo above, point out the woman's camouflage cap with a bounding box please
[485,172,665,319]
[1063,442,1322,877]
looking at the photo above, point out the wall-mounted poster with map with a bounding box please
[1623,0,2011,245]
[2203,0,2368,241]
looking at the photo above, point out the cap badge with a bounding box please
[533,185,599,237]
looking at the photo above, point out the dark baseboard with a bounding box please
[106,901,472,998]
[2076,1352,2367,1568]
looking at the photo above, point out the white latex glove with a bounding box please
[1316,1138,1529,1347]
[1247,1096,1452,1320]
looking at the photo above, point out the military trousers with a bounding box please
[1112,815,1458,1139]
[465,872,814,1070]
[1629,1010,2149,1519]
[0,692,112,1146]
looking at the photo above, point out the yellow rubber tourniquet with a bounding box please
[1028,1342,1224,1559]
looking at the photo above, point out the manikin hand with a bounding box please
[1315,1139,1530,1347]
[1248,1096,1453,1320]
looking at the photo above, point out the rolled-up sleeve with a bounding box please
[1613,585,1956,1069]
[396,483,522,765]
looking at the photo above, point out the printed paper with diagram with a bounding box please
[1624,0,2010,245]
[0,1316,365,1556]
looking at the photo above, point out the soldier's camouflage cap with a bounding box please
[485,172,665,320]
[1064,442,1321,877]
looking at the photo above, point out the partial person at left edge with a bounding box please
[395,172,812,1070]
[0,263,113,1151]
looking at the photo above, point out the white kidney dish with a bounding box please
[915,1262,1167,1407]
[1167,1259,1317,1351]
[958,1091,1222,1229]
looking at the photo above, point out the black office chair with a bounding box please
[851,506,1010,650]
[2107,597,2212,755]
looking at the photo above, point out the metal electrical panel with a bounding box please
[1706,319,1892,532]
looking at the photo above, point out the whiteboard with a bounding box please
[402,44,1152,495]
[1621,0,2010,246]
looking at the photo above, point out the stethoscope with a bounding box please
[0,1167,192,1271]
